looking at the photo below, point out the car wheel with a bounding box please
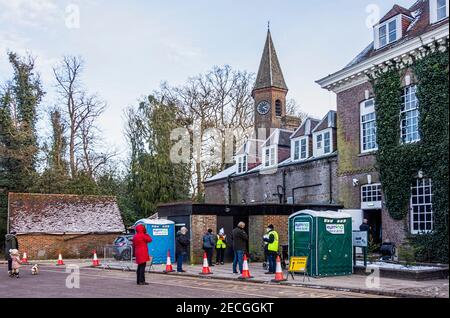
[121,249,131,261]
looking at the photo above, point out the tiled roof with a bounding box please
[291,118,321,139]
[379,4,413,23]
[253,30,288,91]
[345,0,448,70]
[8,193,126,234]
[312,111,337,133]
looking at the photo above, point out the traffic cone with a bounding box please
[271,255,287,282]
[92,250,100,266]
[56,253,64,266]
[164,250,174,273]
[21,252,28,264]
[239,254,253,279]
[199,252,212,275]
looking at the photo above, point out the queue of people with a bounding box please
[4,221,278,283]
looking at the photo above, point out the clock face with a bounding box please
[257,100,271,115]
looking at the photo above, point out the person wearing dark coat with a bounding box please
[359,219,371,232]
[231,222,248,274]
[202,229,215,267]
[176,227,190,272]
[132,224,152,285]
[4,231,18,274]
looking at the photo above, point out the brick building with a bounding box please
[8,193,126,259]
[204,29,339,207]
[317,0,449,246]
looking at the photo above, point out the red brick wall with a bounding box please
[336,81,408,246]
[190,215,217,264]
[17,233,120,260]
[277,147,290,164]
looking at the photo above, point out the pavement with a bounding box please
[1,259,448,298]
[0,263,383,298]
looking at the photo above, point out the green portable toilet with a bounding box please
[288,210,353,277]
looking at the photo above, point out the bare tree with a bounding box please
[161,65,255,200]
[53,56,115,179]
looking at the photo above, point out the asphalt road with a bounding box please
[0,264,386,298]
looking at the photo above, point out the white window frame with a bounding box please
[360,98,378,153]
[291,137,308,162]
[374,15,402,49]
[236,155,248,174]
[263,145,277,168]
[313,128,333,158]
[400,85,420,144]
[361,183,382,210]
[410,178,433,234]
[430,0,449,23]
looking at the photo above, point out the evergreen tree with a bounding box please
[0,52,44,241]
[126,95,190,218]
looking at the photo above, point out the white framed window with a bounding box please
[292,137,308,161]
[324,131,331,154]
[293,139,300,161]
[410,178,433,234]
[360,99,378,153]
[300,138,307,159]
[438,0,449,20]
[263,146,277,168]
[313,129,333,158]
[374,16,402,49]
[430,0,449,23]
[236,155,247,174]
[401,86,420,144]
[361,183,382,209]
[316,134,322,149]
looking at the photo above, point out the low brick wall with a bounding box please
[17,233,120,260]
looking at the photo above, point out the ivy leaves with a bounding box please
[372,46,449,262]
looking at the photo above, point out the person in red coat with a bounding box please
[133,224,152,285]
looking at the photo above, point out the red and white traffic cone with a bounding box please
[239,254,253,279]
[21,252,28,264]
[92,250,100,266]
[56,253,64,266]
[164,250,174,273]
[199,252,212,275]
[271,255,287,282]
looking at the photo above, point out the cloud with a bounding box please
[0,0,60,29]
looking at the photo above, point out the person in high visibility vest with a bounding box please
[263,224,279,274]
[215,228,227,265]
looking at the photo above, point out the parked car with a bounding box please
[113,235,134,260]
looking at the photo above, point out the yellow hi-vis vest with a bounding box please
[267,231,279,252]
[216,234,226,249]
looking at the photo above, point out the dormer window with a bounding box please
[236,155,247,174]
[292,137,308,161]
[374,14,403,49]
[313,128,333,158]
[431,0,449,23]
[263,146,277,168]
[379,19,397,48]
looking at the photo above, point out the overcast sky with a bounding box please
[0,0,414,161]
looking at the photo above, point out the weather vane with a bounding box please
[267,20,270,30]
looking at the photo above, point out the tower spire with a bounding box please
[253,28,287,93]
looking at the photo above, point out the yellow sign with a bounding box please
[289,256,308,273]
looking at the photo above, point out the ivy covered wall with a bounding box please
[372,45,449,263]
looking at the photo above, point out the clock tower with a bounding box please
[252,28,288,139]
